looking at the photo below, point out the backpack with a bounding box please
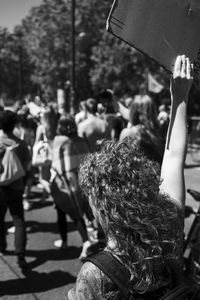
[32,140,52,167]
[0,145,25,186]
[84,251,200,300]
[32,128,52,167]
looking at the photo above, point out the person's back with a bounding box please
[78,115,110,152]
[52,134,89,174]
[0,110,31,269]
[78,98,110,152]
[50,115,92,259]
[0,114,31,189]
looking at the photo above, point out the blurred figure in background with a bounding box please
[120,93,164,164]
[34,106,57,202]
[75,101,87,125]
[78,98,110,152]
[157,92,171,142]
[97,89,125,141]
[51,114,92,259]
[14,109,37,210]
[0,110,31,269]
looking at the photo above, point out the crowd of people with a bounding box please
[0,55,197,299]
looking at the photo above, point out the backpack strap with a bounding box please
[160,259,200,300]
[84,251,131,299]
[159,285,195,300]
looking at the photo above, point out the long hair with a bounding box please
[129,95,158,130]
[129,95,164,163]
[79,139,183,295]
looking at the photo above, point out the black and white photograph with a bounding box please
[0,1,200,299]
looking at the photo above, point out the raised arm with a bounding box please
[160,55,193,208]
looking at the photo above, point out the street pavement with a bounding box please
[1,150,200,300]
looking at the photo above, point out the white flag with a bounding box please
[148,73,164,93]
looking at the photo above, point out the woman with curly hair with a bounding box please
[68,55,193,299]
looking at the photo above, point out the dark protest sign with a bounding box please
[107,0,200,88]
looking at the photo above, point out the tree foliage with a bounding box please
[0,26,38,102]
[1,0,199,114]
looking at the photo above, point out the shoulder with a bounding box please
[78,261,102,281]
[78,119,89,130]
[119,126,139,141]
[68,262,104,300]
[53,136,69,146]
[96,116,108,126]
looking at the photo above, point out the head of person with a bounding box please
[79,139,182,294]
[79,100,86,112]
[56,114,77,137]
[98,89,114,113]
[129,94,158,129]
[1,110,18,134]
[138,83,148,96]
[84,98,98,115]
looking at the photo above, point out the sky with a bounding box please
[0,0,42,32]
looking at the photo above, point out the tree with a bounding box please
[0,27,35,101]
[18,0,172,107]
[21,0,71,102]
[20,0,112,106]
[90,30,170,98]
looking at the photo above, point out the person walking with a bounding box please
[0,110,31,269]
[78,98,111,153]
[51,114,92,259]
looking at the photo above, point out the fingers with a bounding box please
[173,55,193,80]
[181,55,186,78]
[173,55,182,78]
[186,57,193,80]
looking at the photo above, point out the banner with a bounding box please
[148,73,164,93]
[107,0,200,89]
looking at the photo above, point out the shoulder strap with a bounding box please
[84,251,131,299]
[59,142,67,176]
[159,285,194,300]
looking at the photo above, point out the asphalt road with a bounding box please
[0,151,200,300]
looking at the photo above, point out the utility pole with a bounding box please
[70,0,76,114]
[18,42,23,99]
[15,31,23,99]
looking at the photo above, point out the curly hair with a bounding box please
[79,139,183,294]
